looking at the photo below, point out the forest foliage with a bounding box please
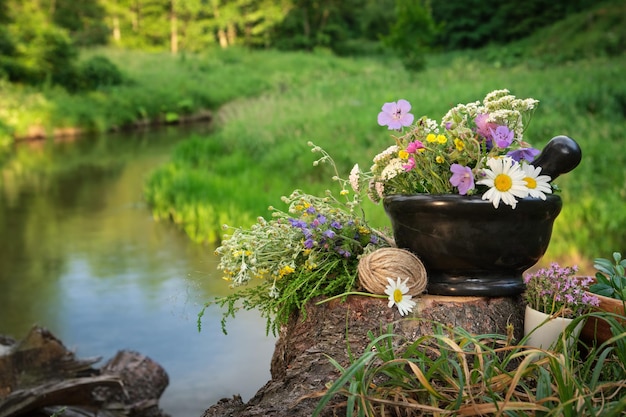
[0,0,608,89]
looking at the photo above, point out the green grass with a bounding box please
[314,317,626,416]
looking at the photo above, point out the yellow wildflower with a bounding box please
[398,149,409,159]
[436,155,445,164]
[436,134,447,144]
[454,138,464,151]
[279,265,295,278]
[426,133,437,142]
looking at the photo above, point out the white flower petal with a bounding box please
[385,277,416,316]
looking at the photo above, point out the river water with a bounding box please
[0,126,276,417]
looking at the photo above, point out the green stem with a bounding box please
[315,291,387,305]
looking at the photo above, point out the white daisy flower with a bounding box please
[384,277,416,316]
[477,157,528,209]
[521,164,552,200]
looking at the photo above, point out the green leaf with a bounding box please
[589,283,615,297]
[593,258,614,276]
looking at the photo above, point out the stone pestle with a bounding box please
[532,135,582,181]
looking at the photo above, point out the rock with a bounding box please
[0,326,170,417]
[202,294,524,416]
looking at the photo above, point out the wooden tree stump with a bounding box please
[202,294,525,417]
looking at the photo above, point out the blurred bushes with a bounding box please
[0,0,123,92]
[76,55,125,91]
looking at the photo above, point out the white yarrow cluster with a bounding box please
[373,145,399,164]
[380,158,405,181]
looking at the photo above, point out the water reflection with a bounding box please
[0,127,276,417]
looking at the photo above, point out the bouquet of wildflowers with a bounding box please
[201,146,389,335]
[523,263,600,318]
[351,89,554,209]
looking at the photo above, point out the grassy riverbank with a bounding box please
[0,47,333,148]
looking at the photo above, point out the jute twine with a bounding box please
[358,247,428,296]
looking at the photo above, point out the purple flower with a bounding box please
[323,229,336,239]
[377,99,414,130]
[336,247,352,258]
[289,218,307,228]
[311,215,327,228]
[490,126,514,148]
[449,164,475,195]
[507,147,540,163]
[304,238,315,249]
[330,220,342,229]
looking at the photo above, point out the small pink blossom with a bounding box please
[377,100,414,130]
[402,157,416,171]
[406,140,424,154]
[474,113,498,139]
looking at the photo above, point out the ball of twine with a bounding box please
[358,247,428,296]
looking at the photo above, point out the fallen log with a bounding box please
[0,326,169,417]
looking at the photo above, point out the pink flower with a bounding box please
[474,113,498,140]
[377,100,414,130]
[402,157,416,171]
[406,140,424,154]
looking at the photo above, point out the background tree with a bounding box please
[1,0,78,85]
[382,0,438,71]
[51,0,109,46]
[431,0,598,49]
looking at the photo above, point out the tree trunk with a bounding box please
[170,0,178,54]
[113,16,121,42]
[202,294,525,417]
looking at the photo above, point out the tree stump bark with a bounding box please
[202,294,524,417]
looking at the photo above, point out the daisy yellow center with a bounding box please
[494,173,513,192]
[393,288,403,303]
[524,177,537,189]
